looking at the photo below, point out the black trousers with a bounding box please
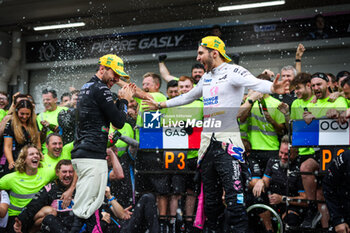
[121,193,159,233]
[110,153,134,207]
[201,138,249,233]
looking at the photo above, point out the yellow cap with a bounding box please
[200,36,231,63]
[98,54,129,79]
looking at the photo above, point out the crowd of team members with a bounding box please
[0,41,349,233]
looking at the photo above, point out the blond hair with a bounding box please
[15,144,43,173]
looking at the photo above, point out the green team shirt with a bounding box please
[248,96,285,150]
[163,99,203,159]
[42,151,71,181]
[0,166,52,216]
[306,96,348,118]
[238,118,249,140]
[135,92,167,141]
[109,123,134,157]
[37,106,68,154]
[346,98,350,107]
[290,96,315,155]
[0,109,7,122]
[62,141,74,157]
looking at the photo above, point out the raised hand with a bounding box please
[271,73,290,94]
[278,102,290,115]
[296,43,305,59]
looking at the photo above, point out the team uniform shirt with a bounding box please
[0,166,52,216]
[37,106,68,131]
[109,122,134,157]
[306,96,348,118]
[238,118,249,140]
[323,150,350,227]
[72,75,128,160]
[263,158,304,196]
[0,109,6,123]
[135,92,167,141]
[346,98,350,107]
[3,120,33,161]
[62,142,74,157]
[37,106,68,154]
[290,96,315,155]
[42,151,71,181]
[0,190,9,227]
[247,157,263,180]
[18,179,75,230]
[247,96,285,151]
[166,62,272,163]
[164,99,203,159]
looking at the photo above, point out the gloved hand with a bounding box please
[158,54,167,63]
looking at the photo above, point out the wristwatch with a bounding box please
[247,98,254,105]
[157,102,162,109]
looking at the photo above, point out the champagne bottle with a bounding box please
[260,97,268,112]
[107,130,122,147]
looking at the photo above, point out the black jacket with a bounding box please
[323,150,350,227]
[71,75,128,159]
[18,180,74,229]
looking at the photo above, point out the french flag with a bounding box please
[139,127,202,149]
[292,119,350,146]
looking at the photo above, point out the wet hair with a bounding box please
[14,94,29,105]
[341,75,350,88]
[143,72,162,89]
[42,89,57,98]
[15,144,43,173]
[60,92,71,102]
[55,159,72,174]
[281,65,297,77]
[15,99,33,112]
[45,133,62,145]
[290,72,312,88]
[257,73,271,81]
[167,80,178,90]
[191,63,205,72]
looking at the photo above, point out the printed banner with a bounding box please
[26,14,350,63]
[139,127,202,149]
[292,119,350,146]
